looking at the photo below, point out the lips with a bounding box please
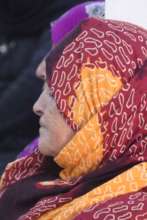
[39,119,45,128]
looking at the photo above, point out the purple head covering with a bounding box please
[17,138,39,158]
[51,1,105,45]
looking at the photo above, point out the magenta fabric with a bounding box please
[17,138,39,158]
[51,1,105,45]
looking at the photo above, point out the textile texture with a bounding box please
[0,18,147,220]
[51,1,105,44]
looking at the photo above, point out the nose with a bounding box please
[33,96,43,117]
[36,60,46,80]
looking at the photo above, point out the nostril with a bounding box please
[33,107,42,117]
[36,110,42,117]
[33,103,42,117]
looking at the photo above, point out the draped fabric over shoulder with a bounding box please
[0,17,147,220]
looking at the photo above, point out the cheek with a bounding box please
[39,102,74,156]
[45,110,63,132]
[45,109,74,142]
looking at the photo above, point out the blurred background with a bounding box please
[0,0,105,173]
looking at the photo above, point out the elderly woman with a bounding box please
[0,17,147,220]
[17,0,105,159]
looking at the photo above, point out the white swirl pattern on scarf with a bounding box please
[49,19,147,132]
[78,191,147,220]
[10,18,147,220]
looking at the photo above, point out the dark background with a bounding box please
[0,0,86,173]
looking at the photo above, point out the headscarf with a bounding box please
[1,17,147,220]
[47,17,147,180]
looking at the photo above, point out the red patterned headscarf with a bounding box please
[45,17,147,180]
[1,17,147,220]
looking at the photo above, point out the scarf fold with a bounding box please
[1,17,147,220]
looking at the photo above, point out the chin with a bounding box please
[38,138,49,156]
[38,137,55,157]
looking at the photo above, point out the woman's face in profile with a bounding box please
[33,62,74,156]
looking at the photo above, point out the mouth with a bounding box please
[39,126,46,134]
[39,120,45,129]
